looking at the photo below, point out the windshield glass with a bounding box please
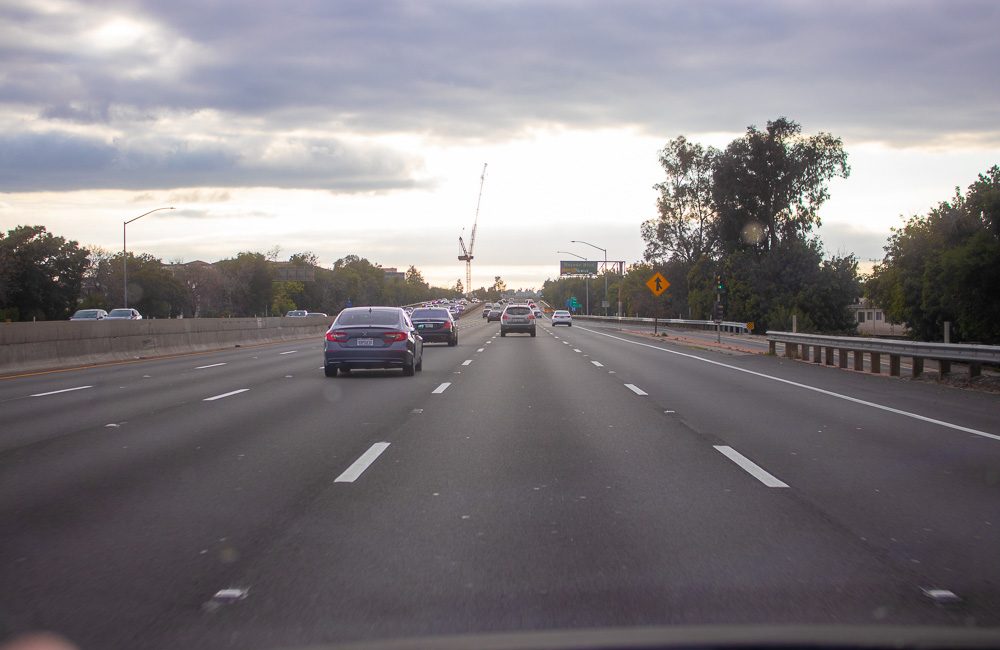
[333,308,401,327]
[410,309,449,320]
[4,3,1000,650]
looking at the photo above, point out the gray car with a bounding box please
[106,308,143,320]
[410,307,458,345]
[323,306,423,377]
[69,309,108,320]
[499,304,536,337]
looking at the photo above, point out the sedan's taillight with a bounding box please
[502,314,510,321]
[382,331,408,343]
[326,331,348,343]
[527,313,535,320]
[443,320,452,330]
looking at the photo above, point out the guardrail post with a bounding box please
[870,351,881,374]
[824,347,834,366]
[853,350,864,371]
[912,357,923,377]
[838,349,848,368]
[939,359,951,376]
[785,343,796,359]
[812,345,822,363]
[769,340,776,355]
[969,362,981,378]
[889,354,901,376]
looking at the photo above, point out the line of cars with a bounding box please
[322,303,464,378]
[69,308,143,320]
[481,299,573,336]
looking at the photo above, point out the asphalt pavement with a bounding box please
[2,313,999,649]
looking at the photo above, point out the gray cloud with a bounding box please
[0,131,423,192]
[3,0,999,192]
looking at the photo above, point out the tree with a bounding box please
[216,252,274,316]
[0,225,90,321]
[869,166,1000,343]
[641,136,719,264]
[454,278,464,294]
[272,281,304,315]
[712,117,850,254]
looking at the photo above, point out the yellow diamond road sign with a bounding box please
[646,272,670,296]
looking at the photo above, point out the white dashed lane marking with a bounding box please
[30,386,93,397]
[432,382,452,394]
[462,360,472,366]
[279,350,297,355]
[624,384,648,396]
[591,361,604,367]
[203,389,250,401]
[334,443,390,483]
[714,445,789,488]
[195,363,227,369]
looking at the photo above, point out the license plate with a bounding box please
[356,338,374,346]
[417,323,432,329]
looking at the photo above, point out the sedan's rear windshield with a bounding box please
[506,307,530,315]
[108,309,132,317]
[334,309,401,327]
[411,309,449,319]
[73,310,101,317]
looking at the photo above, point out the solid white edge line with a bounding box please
[30,385,93,397]
[334,442,390,483]
[462,360,473,366]
[432,382,451,394]
[578,326,1000,443]
[624,383,648,396]
[203,389,250,401]
[714,445,789,488]
[195,363,227,369]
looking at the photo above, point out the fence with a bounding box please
[766,331,1000,378]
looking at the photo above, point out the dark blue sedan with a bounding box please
[323,307,423,377]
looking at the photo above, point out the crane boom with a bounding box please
[456,163,487,295]
[468,163,487,254]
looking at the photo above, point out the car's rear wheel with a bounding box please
[500,331,506,337]
[403,358,415,376]
[415,355,423,371]
[324,365,338,377]
[530,329,536,337]
[448,335,457,346]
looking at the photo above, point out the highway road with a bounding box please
[2,314,1000,649]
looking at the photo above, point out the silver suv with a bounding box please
[499,304,536,337]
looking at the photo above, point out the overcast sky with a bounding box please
[2,0,998,289]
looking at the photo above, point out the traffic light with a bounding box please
[713,301,724,321]
[716,275,724,292]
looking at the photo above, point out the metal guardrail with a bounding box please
[573,314,751,334]
[766,330,1000,378]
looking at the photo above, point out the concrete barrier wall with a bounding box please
[0,317,332,375]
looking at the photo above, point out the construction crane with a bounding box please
[458,163,487,295]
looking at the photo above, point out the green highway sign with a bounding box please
[560,260,599,276]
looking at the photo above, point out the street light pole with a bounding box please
[571,240,608,316]
[123,207,174,307]
[557,250,590,315]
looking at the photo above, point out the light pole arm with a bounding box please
[124,207,174,308]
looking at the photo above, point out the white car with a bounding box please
[551,310,572,326]
[105,308,143,320]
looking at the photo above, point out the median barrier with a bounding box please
[0,316,332,375]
